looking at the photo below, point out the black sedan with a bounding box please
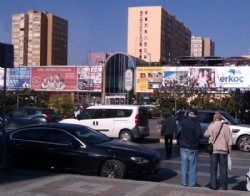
[5,123,161,179]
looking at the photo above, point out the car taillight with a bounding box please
[43,114,51,120]
[135,114,139,126]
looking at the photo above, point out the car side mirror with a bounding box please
[69,141,81,148]
[221,119,229,124]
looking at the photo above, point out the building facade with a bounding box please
[11,10,68,67]
[127,6,191,64]
[191,36,214,57]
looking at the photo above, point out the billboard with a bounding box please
[31,67,77,91]
[136,67,163,92]
[77,66,102,92]
[8,67,30,90]
[135,66,250,93]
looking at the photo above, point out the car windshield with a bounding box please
[73,126,111,145]
[221,112,239,125]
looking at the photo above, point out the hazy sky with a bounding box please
[1,0,250,65]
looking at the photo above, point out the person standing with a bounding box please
[161,111,177,159]
[179,108,202,187]
[204,112,232,190]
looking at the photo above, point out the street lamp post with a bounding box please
[93,96,96,105]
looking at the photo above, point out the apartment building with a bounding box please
[127,6,191,64]
[190,36,214,57]
[11,10,68,67]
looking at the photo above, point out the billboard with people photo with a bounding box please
[31,67,77,91]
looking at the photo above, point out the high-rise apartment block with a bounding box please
[11,10,68,67]
[127,6,191,64]
[190,36,214,57]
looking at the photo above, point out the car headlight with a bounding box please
[131,157,149,164]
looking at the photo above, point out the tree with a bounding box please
[48,93,74,118]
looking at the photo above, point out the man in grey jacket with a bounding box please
[161,111,177,159]
[204,112,233,190]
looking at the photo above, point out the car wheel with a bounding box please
[119,130,133,142]
[237,135,250,152]
[100,159,126,179]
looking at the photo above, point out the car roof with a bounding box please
[8,123,87,133]
[87,105,147,109]
[17,107,52,110]
[177,109,227,113]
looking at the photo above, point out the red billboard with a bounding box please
[31,67,77,91]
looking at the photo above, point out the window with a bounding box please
[145,30,147,33]
[144,42,147,46]
[10,108,26,117]
[139,55,142,58]
[145,17,148,21]
[139,43,142,46]
[115,109,132,118]
[12,129,46,141]
[144,49,147,52]
[145,23,148,27]
[144,55,147,59]
[95,109,114,119]
[145,11,148,15]
[80,109,95,119]
[140,11,143,15]
[144,36,147,40]
[139,49,142,52]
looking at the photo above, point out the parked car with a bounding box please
[6,123,161,179]
[174,109,250,152]
[1,107,62,130]
[60,105,150,141]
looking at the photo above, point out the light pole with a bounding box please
[93,96,96,105]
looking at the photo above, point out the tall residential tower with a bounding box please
[190,36,215,57]
[127,6,191,64]
[11,10,68,67]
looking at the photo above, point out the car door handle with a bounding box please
[96,121,98,125]
[93,121,95,125]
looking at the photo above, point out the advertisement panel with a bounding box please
[8,67,30,90]
[77,66,102,92]
[31,67,77,91]
[136,67,163,92]
[215,67,250,88]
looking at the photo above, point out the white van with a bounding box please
[60,105,150,141]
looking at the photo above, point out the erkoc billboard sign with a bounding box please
[31,67,77,91]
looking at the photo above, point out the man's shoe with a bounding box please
[181,184,187,187]
[209,187,217,190]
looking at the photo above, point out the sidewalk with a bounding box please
[0,169,249,196]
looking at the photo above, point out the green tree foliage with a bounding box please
[48,93,74,119]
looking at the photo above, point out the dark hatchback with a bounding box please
[6,123,161,178]
[1,107,62,130]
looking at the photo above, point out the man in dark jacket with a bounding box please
[180,108,202,187]
[161,111,177,159]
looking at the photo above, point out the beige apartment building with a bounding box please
[11,10,68,67]
[127,6,191,64]
[190,36,215,57]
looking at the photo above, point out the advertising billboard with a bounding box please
[136,66,250,93]
[31,67,77,91]
[136,67,163,92]
[77,66,102,92]
[8,67,30,90]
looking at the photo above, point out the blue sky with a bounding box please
[0,0,250,65]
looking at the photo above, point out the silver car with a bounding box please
[174,109,250,152]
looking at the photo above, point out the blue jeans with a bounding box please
[180,148,198,186]
[210,153,228,190]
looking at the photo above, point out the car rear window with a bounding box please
[43,109,57,115]
[138,107,148,126]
